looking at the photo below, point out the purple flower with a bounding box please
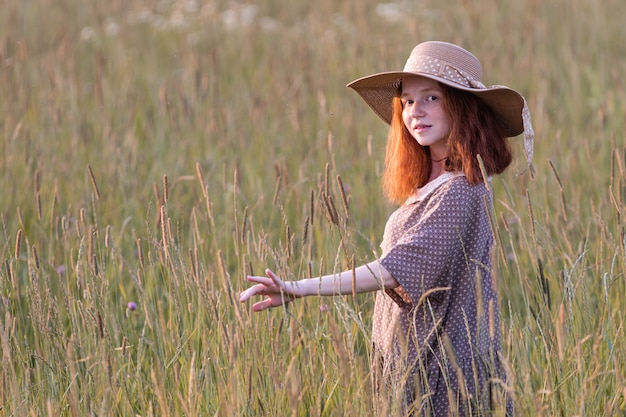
[127,302,137,311]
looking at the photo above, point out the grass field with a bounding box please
[1,0,626,415]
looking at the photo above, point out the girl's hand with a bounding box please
[239,269,307,312]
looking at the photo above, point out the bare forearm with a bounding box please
[297,261,398,297]
[239,262,399,311]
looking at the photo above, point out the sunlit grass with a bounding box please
[1,0,625,415]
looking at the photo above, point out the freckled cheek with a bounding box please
[401,110,412,129]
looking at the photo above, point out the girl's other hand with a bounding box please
[239,269,306,312]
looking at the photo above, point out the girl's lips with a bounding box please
[414,124,431,131]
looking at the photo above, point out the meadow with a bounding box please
[1,0,625,415]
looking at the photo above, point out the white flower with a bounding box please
[376,2,403,22]
[104,18,120,37]
[80,26,96,42]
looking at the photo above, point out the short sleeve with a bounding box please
[379,183,484,305]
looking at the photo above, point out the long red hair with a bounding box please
[381,83,512,204]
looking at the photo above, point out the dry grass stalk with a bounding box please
[324,162,330,197]
[34,169,40,194]
[336,175,350,227]
[240,205,248,244]
[5,259,13,286]
[163,174,169,204]
[151,367,171,417]
[609,186,621,220]
[121,336,127,357]
[104,225,111,249]
[488,299,495,342]
[309,189,315,225]
[273,174,282,206]
[189,248,197,281]
[556,303,566,361]
[526,189,537,243]
[153,182,162,208]
[92,254,99,276]
[88,225,94,269]
[35,192,42,221]
[187,351,197,413]
[218,250,241,325]
[194,165,215,227]
[286,225,292,258]
[323,194,339,226]
[34,170,42,220]
[195,162,207,197]
[97,311,104,339]
[87,164,100,201]
[14,229,22,260]
[549,160,568,220]
[351,254,356,299]
[301,215,309,247]
[136,238,144,269]
[191,207,201,243]
[66,335,80,417]
[32,245,39,270]
[160,205,169,259]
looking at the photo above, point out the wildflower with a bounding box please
[126,301,137,318]
[104,18,120,37]
[80,27,96,42]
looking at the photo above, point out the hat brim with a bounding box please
[347,71,525,138]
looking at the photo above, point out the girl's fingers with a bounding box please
[239,287,254,303]
[239,283,268,302]
[265,269,285,287]
[252,297,274,312]
[252,294,293,312]
[246,275,274,285]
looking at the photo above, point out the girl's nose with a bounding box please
[411,102,424,117]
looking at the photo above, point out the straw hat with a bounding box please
[347,41,534,164]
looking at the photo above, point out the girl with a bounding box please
[239,41,533,416]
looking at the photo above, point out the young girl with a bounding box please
[240,41,533,416]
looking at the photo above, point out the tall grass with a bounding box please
[1,0,625,415]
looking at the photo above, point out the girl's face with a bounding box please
[401,76,451,159]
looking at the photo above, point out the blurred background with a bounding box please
[1,0,625,415]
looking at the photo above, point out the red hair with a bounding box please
[381,83,513,204]
[381,97,429,203]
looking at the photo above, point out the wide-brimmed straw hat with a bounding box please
[347,41,534,166]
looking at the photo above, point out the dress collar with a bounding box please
[404,172,465,205]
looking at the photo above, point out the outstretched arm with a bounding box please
[239,260,399,312]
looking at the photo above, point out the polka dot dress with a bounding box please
[372,173,513,416]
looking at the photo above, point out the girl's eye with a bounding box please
[425,95,438,102]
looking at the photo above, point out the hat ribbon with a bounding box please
[406,55,485,90]
[521,97,535,171]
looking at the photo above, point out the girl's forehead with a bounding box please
[401,75,441,91]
